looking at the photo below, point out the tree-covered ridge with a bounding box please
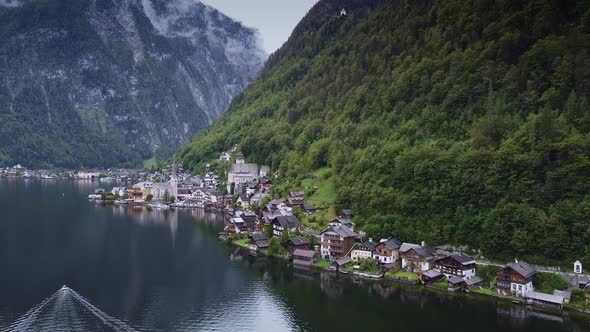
[178,0,590,265]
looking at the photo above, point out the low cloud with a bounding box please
[0,0,25,7]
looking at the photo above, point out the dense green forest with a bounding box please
[178,0,590,266]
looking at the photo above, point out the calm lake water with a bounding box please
[0,179,589,331]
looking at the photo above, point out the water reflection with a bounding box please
[1,180,590,332]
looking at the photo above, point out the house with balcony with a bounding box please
[400,242,436,272]
[496,260,536,297]
[373,238,402,265]
[319,225,358,260]
[434,253,477,279]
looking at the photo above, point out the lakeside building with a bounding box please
[400,242,436,272]
[496,260,537,297]
[320,225,358,260]
[373,238,402,265]
[271,215,302,237]
[434,253,477,279]
[349,241,376,261]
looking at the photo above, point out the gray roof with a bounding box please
[332,218,353,225]
[293,249,315,258]
[506,261,536,278]
[321,225,358,238]
[399,243,420,253]
[450,253,475,264]
[401,244,436,260]
[380,238,402,250]
[448,276,465,284]
[464,276,483,286]
[340,209,353,216]
[256,240,270,248]
[554,290,572,300]
[527,291,564,305]
[352,241,376,251]
[422,270,442,278]
[250,233,269,242]
[438,253,476,265]
[273,215,302,229]
[332,256,352,266]
[229,163,258,174]
[286,236,310,246]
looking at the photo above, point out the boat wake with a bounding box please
[2,286,137,332]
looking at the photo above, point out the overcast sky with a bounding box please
[201,0,319,54]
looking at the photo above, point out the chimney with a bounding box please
[368,238,373,243]
[515,258,518,264]
[421,241,426,247]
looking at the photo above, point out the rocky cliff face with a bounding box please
[0,0,265,168]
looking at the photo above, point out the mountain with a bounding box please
[0,0,265,168]
[178,0,590,265]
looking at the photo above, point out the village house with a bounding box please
[259,165,270,178]
[286,196,305,209]
[496,260,536,297]
[237,194,251,208]
[320,225,358,260]
[447,276,466,292]
[331,256,352,272]
[245,183,258,196]
[293,249,316,267]
[421,269,443,284]
[219,152,231,163]
[258,177,272,192]
[271,215,302,237]
[302,203,316,214]
[434,253,477,279]
[250,192,268,207]
[349,240,376,262]
[249,233,270,252]
[225,217,246,234]
[400,242,436,272]
[338,209,353,220]
[176,188,191,201]
[77,171,100,180]
[373,238,402,265]
[283,236,310,254]
[328,217,355,230]
[127,187,144,200]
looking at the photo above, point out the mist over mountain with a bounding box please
[0,0,265,168]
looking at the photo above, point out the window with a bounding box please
[518,285,522,290]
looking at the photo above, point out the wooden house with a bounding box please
[283,237,311,253]
[320,225,358,260]
[434,253,477,279]
[293,249,316,267]
[373,238,402,265]
[496,260,536,297]
[400,243,436,272]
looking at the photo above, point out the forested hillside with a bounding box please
[178,0,590,265]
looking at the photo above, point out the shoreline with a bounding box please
[227,239,590,319]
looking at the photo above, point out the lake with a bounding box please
[0,179,588,331]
